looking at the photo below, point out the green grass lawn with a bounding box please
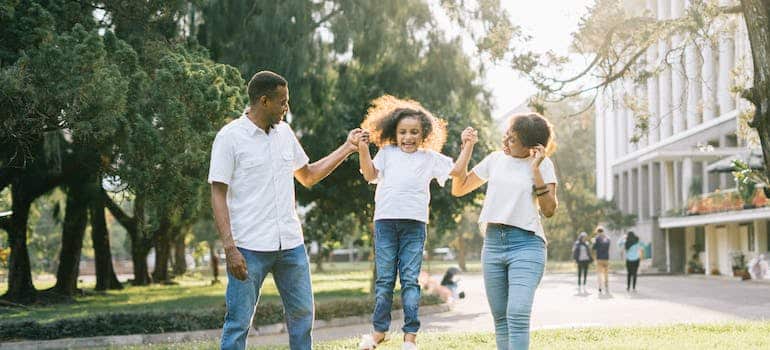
[113,322,770,349]
[1,269,370,323]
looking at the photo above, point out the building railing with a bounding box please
[669,187,770,217]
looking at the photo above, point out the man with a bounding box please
[208,71,363,350]
[592,227,611,294]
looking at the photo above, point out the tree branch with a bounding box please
[102,191,136,230]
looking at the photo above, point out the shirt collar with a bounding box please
[239,114,275,136]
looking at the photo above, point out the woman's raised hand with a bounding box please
[461,127,478,147]
[530,144,546,168]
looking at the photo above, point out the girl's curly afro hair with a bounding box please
[361,95,447,152]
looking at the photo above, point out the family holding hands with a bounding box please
[209,71,558,350]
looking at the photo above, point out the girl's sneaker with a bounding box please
[358,334,383,350]
[402,341,418,350]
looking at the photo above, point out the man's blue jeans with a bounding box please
[482,224,546,350]
[220,245,314,350]
[372,219,426,334]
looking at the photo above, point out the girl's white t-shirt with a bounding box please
[471,151,558,242]
[371,145,454,223]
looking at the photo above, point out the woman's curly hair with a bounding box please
[507,112,557,156]
[361,95,447,152]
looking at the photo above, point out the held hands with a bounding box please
[461,127,478,148]
[530,144,546,169]
[225,246,249,281]
[346,128,365,152]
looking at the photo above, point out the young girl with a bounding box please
[451,112,558,350]
[356,95,463,350]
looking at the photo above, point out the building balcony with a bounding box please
[660,187,770,229]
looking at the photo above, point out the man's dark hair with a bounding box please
[248,71,288,106]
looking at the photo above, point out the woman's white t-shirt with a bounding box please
[371,145,454,223]
[471,151,558,243]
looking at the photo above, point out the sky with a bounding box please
[485,0,595,119]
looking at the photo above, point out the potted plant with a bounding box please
[752,187,769,207]
[733,159,769,207]
[730,251,750,280]
[687,243,705,274]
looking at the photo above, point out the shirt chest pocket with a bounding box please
[279,139,295,171]
[236,154,268,177]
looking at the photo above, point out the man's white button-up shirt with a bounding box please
[208,114,310,251]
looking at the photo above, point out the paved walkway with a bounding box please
[248,272,770,346]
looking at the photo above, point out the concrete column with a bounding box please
[717,30,735,116]
[719,135,729,189]
[665,229,671,273]
[664,161,676,212]
[685,44,702,128]
[701,40,718,121]
[596,93,606,198]
[637,85,648,148]
[658,42,673,140]
[704,226,712,275]
[619,170,627,213]
[682,158,694,207]
[611,90,621,159]
[671,0,686,134]
[638,165,645,219]
[658,0,673,140]
[605,91,616,198]
[628,169,635,214]
[647,50,660,145]
[625,80,636,152]
[649,162,658,217]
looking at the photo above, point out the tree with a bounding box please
[1,0,130,302]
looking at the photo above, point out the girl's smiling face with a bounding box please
[396,116,423,153]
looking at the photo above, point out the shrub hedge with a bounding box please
[0,295,443,341]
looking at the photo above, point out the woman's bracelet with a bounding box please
[532,184,548,192]
[536,189,550,197]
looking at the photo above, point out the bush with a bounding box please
[0,295,444,341]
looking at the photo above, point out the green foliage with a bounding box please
[732,159,764,203]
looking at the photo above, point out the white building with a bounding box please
[595,0,769,276]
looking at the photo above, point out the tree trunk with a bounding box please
[314,247,324,273]
[51,183,89,298]
[90,190,122,291]
[741,1,770,180]
[172,231,187,276]
[151,217,173,283]
[130,197,152,286]
[209,241,220,284]
[2,194,36,304]
[457,235,467,272]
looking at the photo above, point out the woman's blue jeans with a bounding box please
[372,219,426,334]
[482,224,546,350]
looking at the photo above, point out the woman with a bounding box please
[620,231,644,292]
[451,113,558,350]
[572,232,592,293]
